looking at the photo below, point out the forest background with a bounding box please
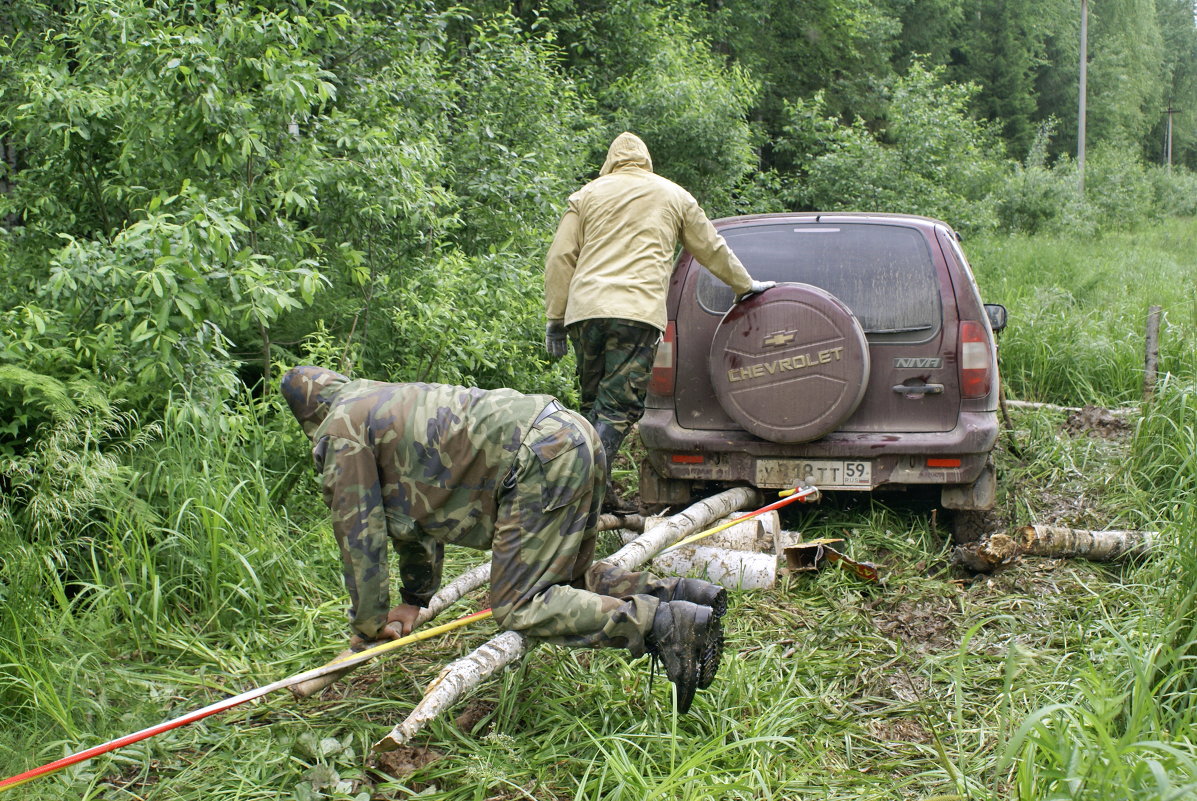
[1,1,1197,799]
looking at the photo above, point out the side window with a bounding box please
[695,223,942,342]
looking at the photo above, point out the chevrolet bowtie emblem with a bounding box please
[763,330,797,348]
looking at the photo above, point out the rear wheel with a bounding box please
[639,460,693,508]
[947,508,999,545]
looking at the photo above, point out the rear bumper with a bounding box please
[639,409,998,490]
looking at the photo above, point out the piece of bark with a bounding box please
[374,486,760,751]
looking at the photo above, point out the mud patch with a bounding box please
[455,699,496,734]
[1064,405,1132,439]
[870,597,959,654]
[371,745,444,778]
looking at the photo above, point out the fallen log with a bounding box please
[290,561,493,699]
[374,486,760,751]
[596,512,646,533]
[1016,524,1157,560]
[1005,399,1136,416]
[954,524,1157,573]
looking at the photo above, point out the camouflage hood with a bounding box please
[280,365,350,438]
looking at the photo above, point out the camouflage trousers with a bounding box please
[489,404,681,656]
[567,318,660,438]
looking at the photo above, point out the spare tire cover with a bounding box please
[709,283,870,443]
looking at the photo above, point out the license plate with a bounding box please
[754,458,873,489]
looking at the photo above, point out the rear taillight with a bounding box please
[649,321,676,396]
[959,320,993,399]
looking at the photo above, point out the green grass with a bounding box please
[1,219,1195,799]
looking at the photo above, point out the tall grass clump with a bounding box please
[968,218,1196,406]
[0,383,340,758]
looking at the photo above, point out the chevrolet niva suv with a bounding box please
[638,212,1007,541]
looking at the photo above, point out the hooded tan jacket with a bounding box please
[544,132,753,332]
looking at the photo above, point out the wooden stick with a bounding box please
[1144,305,1162,400]
[1004,399,1136,416]
[374,486,760,751]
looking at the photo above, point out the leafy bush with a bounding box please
[1148,164,1197,218]
[776,64,1008,232]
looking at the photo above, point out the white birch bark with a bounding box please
[374,486,759,751]
[1016,524,1157,560]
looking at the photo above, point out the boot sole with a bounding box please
[709,588,728,619]
[698,616,723,690]
[677,604,712,714]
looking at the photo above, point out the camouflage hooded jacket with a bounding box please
[282,366,553,635]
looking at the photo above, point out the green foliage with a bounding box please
[534,0,760,211]
[602,14,759,212]
[706,0,900,146]
[778,63,1008,232]
[443,11,597,254]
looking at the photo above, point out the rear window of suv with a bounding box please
[694,222,942,342]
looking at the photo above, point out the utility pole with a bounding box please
[1163,107,1180,172]
[1078,0,1088,194]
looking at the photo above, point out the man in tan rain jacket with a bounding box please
[543,132,772,509]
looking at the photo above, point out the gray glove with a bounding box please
[736,280,776,302]
[545,320,568,361]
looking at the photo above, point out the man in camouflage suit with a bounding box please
[544,132,773,510]
[281,365,726,712]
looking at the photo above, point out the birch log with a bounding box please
[1005,399,1136,417]
[290,561,494,698]
[955,525,1157,572]
[374,486,760,751]
[1016,524,1157,560]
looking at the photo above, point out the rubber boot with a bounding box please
[663,578,728,620]
[593,421,634,514]
[645,600,724,714]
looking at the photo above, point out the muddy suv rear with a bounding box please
[639,213,1004,520]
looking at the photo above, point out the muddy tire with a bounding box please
[948,509,998,545]
[638,460,693,508]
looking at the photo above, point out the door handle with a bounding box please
[892,383,944,396]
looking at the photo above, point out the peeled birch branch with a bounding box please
[374,486,760,751]
[290,561,493,699]
[1005,399,1136,416]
